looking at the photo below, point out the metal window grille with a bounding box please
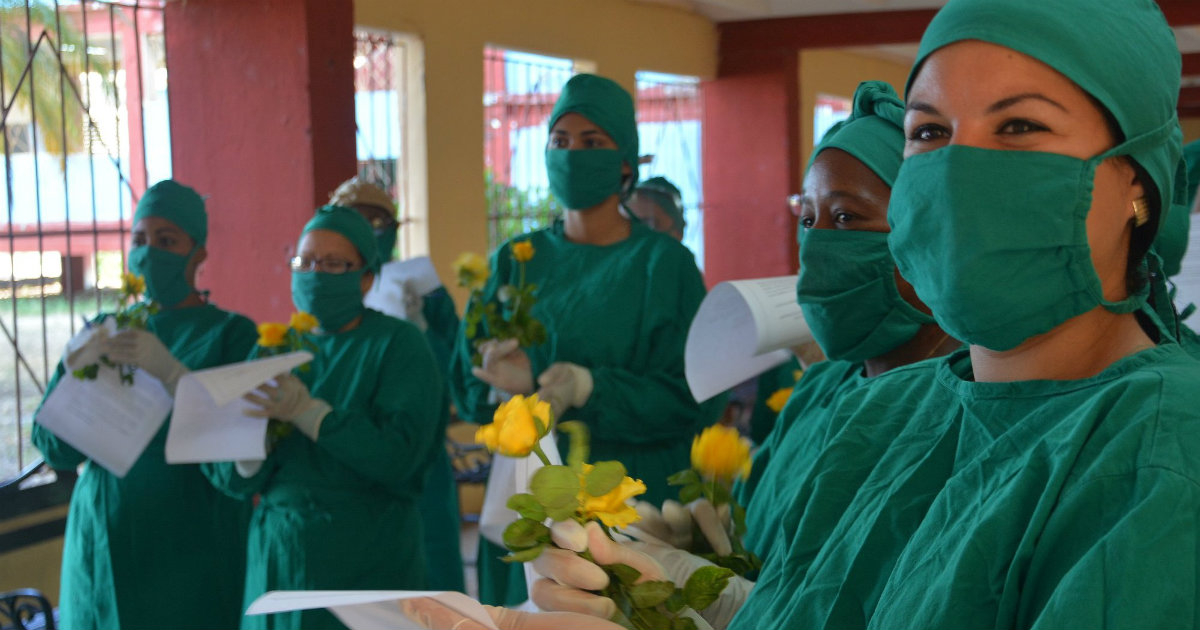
[483,45,573,249]
[1,0,167,484]
[353,30,414,260]
[635,71,705,266]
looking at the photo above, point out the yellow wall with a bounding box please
[798,49,912,174]
[1183,117,1200,144]
[354,0,717,305]
[0,505,67,604]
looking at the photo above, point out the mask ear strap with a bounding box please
[1097,117,1178,161]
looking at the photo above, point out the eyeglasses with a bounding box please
[368,215,399,232]
[289,255,359,274]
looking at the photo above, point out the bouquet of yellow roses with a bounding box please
[663,424,762,577]
[254,312,318,443]
[476,395,733,630]
[456,241,547,366]
[71,272,160,385]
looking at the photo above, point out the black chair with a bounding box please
[0,589,56,630]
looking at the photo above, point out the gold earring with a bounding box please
[1131,197,1150,227]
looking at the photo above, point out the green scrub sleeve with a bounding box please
[309,328,442,493]
[1020,469,1200,628]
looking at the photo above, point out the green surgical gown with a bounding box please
[451,220,723,605]
[744,357,804,446]
[733,342,1200,630]
[206,309,443,630]
[31,303,258,630]
[735,360,863,561]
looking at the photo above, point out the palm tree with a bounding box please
[1,0,114,159]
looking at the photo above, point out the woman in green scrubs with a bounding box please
[205,206,444,630]
[32,180,258,630]
[329,177,465,593]
[449,73,723,605]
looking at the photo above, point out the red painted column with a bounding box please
[163,0,356,322]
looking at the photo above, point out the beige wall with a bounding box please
[0,505,67,604]
[798,48,913,174]
[355,0,717,305]
[1182,117,1200,144]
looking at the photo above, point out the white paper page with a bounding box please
[364,256,443,318]
[36,365,173,478]
[246,590,498,630]
[164,351,312,464]
[685,276,813,403]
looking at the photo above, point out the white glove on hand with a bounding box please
[243,373,332,440]
[103,329,187,393]
[630,542,752,630]
[472,338,534,396]
[629,499,732,556]
[399,597,626,630]
[536,362,594,419]
[63,322,110,371]
[397,278,428,332]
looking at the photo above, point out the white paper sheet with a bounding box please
[365,256,443,318]
[165,351,313,464]
[35,363,173,478]
[685,276,814,402]
[246,590,498,630]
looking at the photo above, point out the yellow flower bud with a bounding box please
[454,252,490,290]
[475,394,552,457]
[512,240,535,263]
[289,311,318,334]
[691,424,753,482]
[257,322,290,348]
[765,387,793,413]
[121,272,145,298]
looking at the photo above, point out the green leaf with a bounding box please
[668,469,700,486]
[683,565,735,611]
[709,482,733,506]
[665,592,686,614]
[633,606,672,630]
[628,580,675,608]
[606,562,642,587]
[501,545,546,563]
[502,518,550,551]
[671,615,698,630]
[544,503,578,522]
[530,465,581,510]
[585,460,627,497]
[506,493,546,521]
[678,482,703,504]
[557,421,590,470]
[731,502,748,538]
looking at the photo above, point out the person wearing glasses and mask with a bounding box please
[328,176,466,593]
[32,180,258,630]
[205,206,444,630]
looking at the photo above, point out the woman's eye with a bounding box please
[585,138,604,149]
[834,211,853,224]
[998,118,1049,135]
[800,216,815,229]
[549,136,567,148]
[907,123,948,143]
[158,237,176,248]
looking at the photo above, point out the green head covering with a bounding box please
[548,74,639,187]
[808,81,905,187]
[134,180,207,246]
[301,205,381,272]
[634,176,685,231]
[908,0,1185,232]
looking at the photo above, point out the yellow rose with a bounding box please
[475,394,551,457]
[257,322,290,347]
[580,471,647,529]
[121,272,145,298]
[289,311,318,334]
[512,240,535,263]
[454,252,490,290]
[765,387,793,413]
[691,424,753,482]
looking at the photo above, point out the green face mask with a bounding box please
[291,270,366,333]
[128,245,195,308]
[796,229,935,362]
[545,148,624,210]
[888,124,1170,351]
[375,228,398,264]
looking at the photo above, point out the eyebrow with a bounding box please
[985,93,1068,113]
[153,226,182,236]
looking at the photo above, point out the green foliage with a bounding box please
[668,467,763,577]
[558,420,590,470]
[506,492,547,522]
[682,566,735,611]
[485,169,561,246]
[462,238,548,364]
[585,460,626,496]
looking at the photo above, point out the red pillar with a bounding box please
[163,0,357,322]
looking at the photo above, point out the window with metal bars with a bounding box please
[0,0,167,488]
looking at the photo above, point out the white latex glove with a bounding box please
[398,278,428,332]
[103,329,187,393]
[536,362,594,419]
[531,521,668,619]
[472,338,534,396]
[243,374,332,440]
[632,542,753,630]
[628,499,732,556]
[399,597,625,630]
[63,322,110,371]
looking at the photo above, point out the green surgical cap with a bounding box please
[548,74,639,187]
[909,0,1185,232]
[134,180,207,246]
[301,205,381,272]
[809,81,905,187]
[635,176,686,231]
